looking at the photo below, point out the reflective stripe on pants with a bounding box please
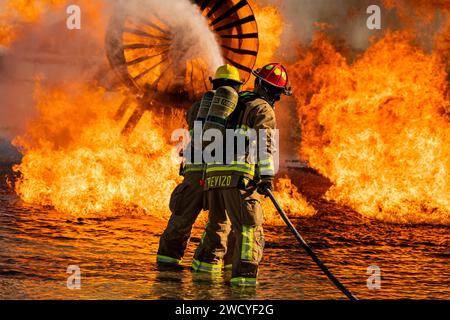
[192,259,222,273]
[157,255,181,265]
[230,277,257,286]
[241,225,254,260]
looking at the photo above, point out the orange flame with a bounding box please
[252,2,284,66]
[12,80,316,222]
[244,2,284,90]
[292,31,450,224]
[383,0,450,70]
[263,177,316,226]
[0,0,66,47]
[5,0,315,225]
[13,83,181,217]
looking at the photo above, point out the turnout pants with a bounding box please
[193,185,264,285]
[157,173,235,266]
[157,173,204,264]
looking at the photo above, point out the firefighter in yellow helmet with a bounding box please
[157,64,243,268]
[192,63,292,286]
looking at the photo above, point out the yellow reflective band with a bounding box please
[200,222,209,245]
[192,259,200,271]
[157,255,181,265]
[248,227,254,260]
[199,262,222,272]
[206,162,255,175]
[183,163,204,174]
[241,226,254,260]
[207,161,255,168]
[207,167,254,175]
[258,159,274,169]
[192,259,222,273]
[258,159,275,175]
[184,164,204,173]
[241,226,247,260]
[258,159,274,166]
[230,277,257,286]
[184,168,204,173]
[184,164,204,168]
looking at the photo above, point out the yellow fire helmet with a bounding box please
[211,64,243,84]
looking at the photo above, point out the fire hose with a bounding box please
[264,188,358,300]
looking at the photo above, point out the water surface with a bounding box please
[0,167,448,300]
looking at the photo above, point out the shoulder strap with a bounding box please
[239,91,257,102]
[233,91,256,126]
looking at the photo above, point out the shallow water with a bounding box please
[0,167,449,300]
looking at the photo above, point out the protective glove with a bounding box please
[257,176,274,196]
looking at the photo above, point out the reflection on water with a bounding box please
[0,168,449,300]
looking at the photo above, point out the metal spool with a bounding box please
[106,0,259,107]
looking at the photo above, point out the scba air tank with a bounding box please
[203,86,239,134]
[195,90,215,125]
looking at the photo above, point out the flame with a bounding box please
[248,3,316,222]
[252,2,283,66]
[5,175,13,190]
[382,0,450,70]
[5,0,316,226]
[263,177,317,226]
[13,83,181,217]
[435,17,450,75]
[292,31,450,224]
[12,81,316,223]
[244,2,284,90]
[5,0,180,218]
[0,0,66,46]
[383,0,450,20]
[8,1,448,227]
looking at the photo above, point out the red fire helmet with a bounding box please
[252,63,292,96]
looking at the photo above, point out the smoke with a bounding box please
[259,0,448,60]
[259,0,449,166]
[0,0,222,165]
[0,0,224,143]
[119,0,224,74]
[0,137,21,164]
[258,0,382,58]
[0,0,110,152]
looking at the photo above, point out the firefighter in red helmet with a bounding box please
[192,63,292,286]
[253,62,292,103]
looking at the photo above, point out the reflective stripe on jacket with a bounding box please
[204,92,277,188]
